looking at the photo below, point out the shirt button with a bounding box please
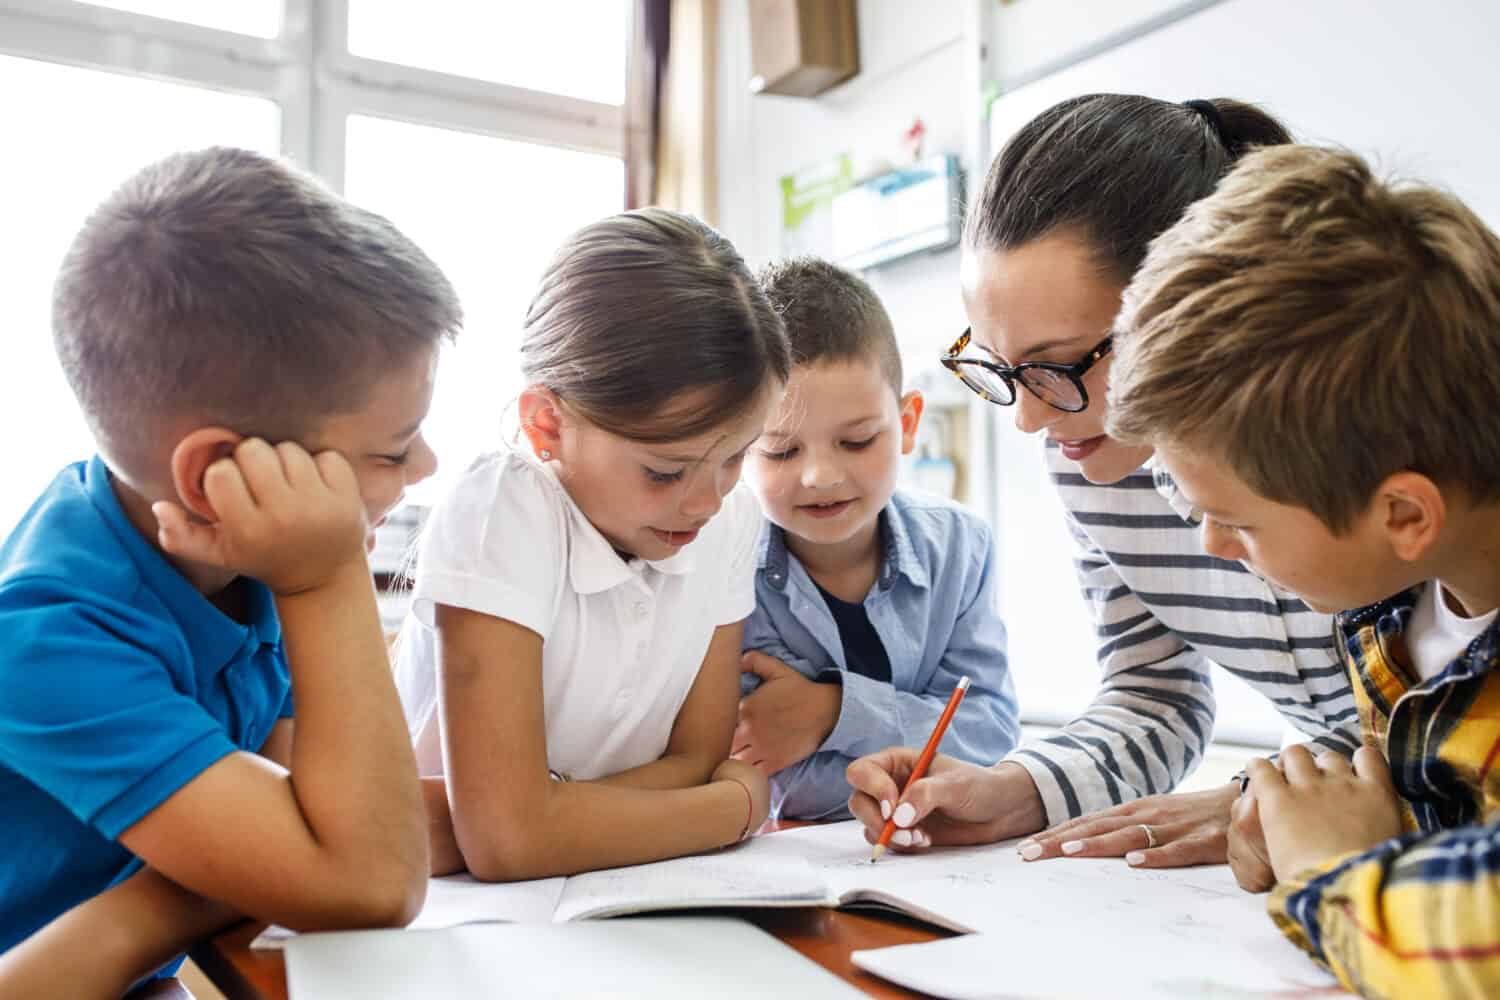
[636,640,648,659]
[633,601,649,622]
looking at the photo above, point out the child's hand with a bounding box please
[1251,745,1403,882]
[153,438,369,595]
[732,651,842,775]
[846,750,1043,850]
[712,758,771,836]
[1226,786,1276,892]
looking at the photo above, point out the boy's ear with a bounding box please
[519,386,565,461]
[898,390,924,455]
[1375,471,1445,563]
[168,427,243,522]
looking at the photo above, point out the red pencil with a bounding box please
[871,676,970,861]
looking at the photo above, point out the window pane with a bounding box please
[344,115,623,507]
[81,1,281,37]
[0,56,279,536]
[348,0,628,104]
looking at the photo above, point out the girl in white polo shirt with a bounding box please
[396,209,790,879]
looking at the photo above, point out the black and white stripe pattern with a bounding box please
[1007,443,1361,824]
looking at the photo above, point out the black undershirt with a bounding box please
[812,581,893,683]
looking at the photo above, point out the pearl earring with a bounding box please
[540,449,552,460]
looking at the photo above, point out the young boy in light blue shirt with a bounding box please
[735,257,1019,821]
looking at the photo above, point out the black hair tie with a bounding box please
[1184,99,1237,157]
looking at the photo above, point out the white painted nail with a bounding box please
[1125,851,1146,866]
[1020,842,1043,861]
[880,800,892,821]
[912,830,930,848]
[893,830,914,847]
[1061,840,1084,856]
[892,802,917,828]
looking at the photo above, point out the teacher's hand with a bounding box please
[846,751,1045,852]
[1012,782,1240,870]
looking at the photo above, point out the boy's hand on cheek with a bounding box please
[154,438,369,595]
[732,651,841,775]
[1251,745,1404,882]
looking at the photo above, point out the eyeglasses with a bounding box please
[940,328,1113,413]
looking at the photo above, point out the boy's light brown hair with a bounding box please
[758,256,902,394]
[1108,145,1500,533]
[53,146,462,477]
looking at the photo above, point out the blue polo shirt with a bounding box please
[0,456,292,966]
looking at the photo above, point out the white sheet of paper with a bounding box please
[853,927,1344,999]
[284,916,868,1000]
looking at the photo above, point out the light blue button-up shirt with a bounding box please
[743,488,1020,819]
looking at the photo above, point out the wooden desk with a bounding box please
[192,904,951,999]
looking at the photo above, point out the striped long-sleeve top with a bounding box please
[1005,443,1362,824]
[1268,587,1500,997]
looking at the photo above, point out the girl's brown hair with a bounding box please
[966,94,1292,280]
[520,208,790,443]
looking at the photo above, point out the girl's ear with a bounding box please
[519,386,565,461]
[168,427,244,521]
[898,390,924,455]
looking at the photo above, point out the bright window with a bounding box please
[81,0,282,37]
[347,0,629,104]
[0,55,279,534]
[344,115,624,501]
[1,0,624,541]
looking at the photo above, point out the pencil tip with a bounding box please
[870,844,886,863]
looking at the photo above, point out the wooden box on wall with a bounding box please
[748,0,859,98]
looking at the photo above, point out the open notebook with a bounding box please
[254,821,1009,948]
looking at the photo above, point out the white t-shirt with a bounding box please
[394,450,761,780]
[1407,580,1499,681]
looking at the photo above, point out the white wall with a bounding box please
[715,0,971,374]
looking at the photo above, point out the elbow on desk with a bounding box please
[285,855,429,931]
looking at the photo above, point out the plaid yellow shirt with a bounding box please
[1267,585,1500,997]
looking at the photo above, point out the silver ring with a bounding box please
[1138,823,1157,849]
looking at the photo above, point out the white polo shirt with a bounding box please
[395,449,761,780]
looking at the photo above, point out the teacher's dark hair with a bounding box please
[965,94,1292,281]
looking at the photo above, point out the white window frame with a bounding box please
[0,0,625,191]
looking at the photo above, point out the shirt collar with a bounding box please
[1149,456,1200,526]
[756,504,924,593]
[544,465,697,596]
[85,456,282,669]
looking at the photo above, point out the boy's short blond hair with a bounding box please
[1109,145,1500,532]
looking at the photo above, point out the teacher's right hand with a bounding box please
[846,750,1046,852]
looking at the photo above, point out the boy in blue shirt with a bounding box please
[0,147,458,995]
[736,257,1019,822]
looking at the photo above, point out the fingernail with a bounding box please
[1061,840,1083,856]
[1126,851,1146,866]
[1016,839,1036,854]
[892,802,917,828]
[912,830,930,848]
[880,800,892,821]
[1020,842,1043,861]
[893,830,913,847]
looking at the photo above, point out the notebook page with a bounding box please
[250,874,567,949]
[740,820,1023,898]
[552,849,829,921]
